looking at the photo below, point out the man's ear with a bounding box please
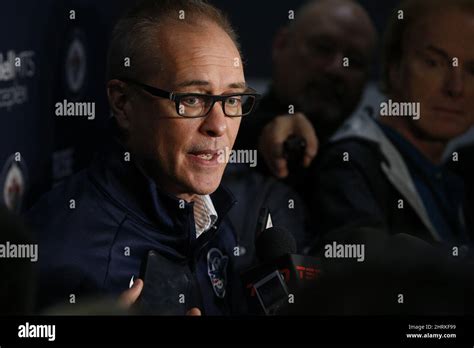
[272,27,290,61]
[107,79,131,132]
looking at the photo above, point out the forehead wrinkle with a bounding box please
[173,64,244,92]
[176,43,240,63]
[176,57,237,69]
[166,35,242,74]
[173,49,243,85]
[150,20,243,89]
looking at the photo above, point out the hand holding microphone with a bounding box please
[258,113,318,178]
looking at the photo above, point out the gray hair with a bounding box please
[106,0,241,82]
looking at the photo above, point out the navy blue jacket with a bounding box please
[26,141,251,315]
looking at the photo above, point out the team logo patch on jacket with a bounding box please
[207,248,228,299]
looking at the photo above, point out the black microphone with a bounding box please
[283,134,306,168]
[297,225,474,315]
[241,226,321,315]
[282,135,307,192]
[283,135,306,171]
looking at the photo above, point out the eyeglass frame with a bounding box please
[118,77,261,118]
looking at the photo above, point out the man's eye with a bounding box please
[181,96,202,107]
[424,56,440,67]
[225,97,241,106]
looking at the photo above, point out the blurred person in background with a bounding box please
[236,0,377,180]
[310,0,474,252]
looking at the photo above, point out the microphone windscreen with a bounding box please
[255,226,297,262]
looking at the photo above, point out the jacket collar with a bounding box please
[331,112,441,241]
[89,139,236,235]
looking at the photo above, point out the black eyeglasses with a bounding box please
[120,78,261,118]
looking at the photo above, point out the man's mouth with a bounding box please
[196,153,214,160]
[197,153,213,161]
[187,149,221,165]
[305,81,344,101]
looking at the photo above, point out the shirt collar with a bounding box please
[376,121,444,178]
[193,195,218,238]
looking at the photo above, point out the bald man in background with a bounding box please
[224,0,376,252]
[236,0,377,179]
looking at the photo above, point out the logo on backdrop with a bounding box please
[0,49,36,111]
[0,154,28,213]
[64,28,87,98]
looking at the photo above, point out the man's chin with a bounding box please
[420,128,470,143]
[191,186,219,197]
[178,169,224,197]
[187,179,221,196]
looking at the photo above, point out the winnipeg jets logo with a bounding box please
[1,154,27,213]
[207,248,228,299]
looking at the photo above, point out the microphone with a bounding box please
[283,135,306,171]
[241,226,321,315]
[255,224,297,261]
[282,135,307,191]
[296,225,474,315]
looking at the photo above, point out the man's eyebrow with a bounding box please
[176,80,210,88]
[228,82,248,89]
[422,45,474,65]
[424,44,450,59]
[175,80,248,90]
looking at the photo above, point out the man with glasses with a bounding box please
[117,78,259,119]
[27,0,260,315]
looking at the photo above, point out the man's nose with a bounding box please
[321,51,346,77]
[199,102,227,137]
[444,66,464,98]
